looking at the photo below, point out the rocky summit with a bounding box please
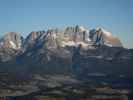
[0,25,132,75]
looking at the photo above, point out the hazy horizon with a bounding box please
[0,0,133,48]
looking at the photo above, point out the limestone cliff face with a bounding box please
[89,27,122,47]
[0,25,124,63]
[0,32,23,49]
[0,32,23,62]
[0,26,132,75]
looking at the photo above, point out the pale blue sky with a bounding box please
[0,0,133,48]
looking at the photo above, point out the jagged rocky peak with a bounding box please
[23,29,60,50]
[23,31,45,49]
[25,31,45,42]
[0,26,129,64]
[22,25,123,50]
[43,29,59,49]
[0,32,23,49]
[0,25,123,51]
[89,27,123,47]
[96,27,112,37]
[65,25,88,33]
[63,25,90,47]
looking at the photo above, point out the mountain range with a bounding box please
[0,25,132,76]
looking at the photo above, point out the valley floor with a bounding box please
[0,72,133,100]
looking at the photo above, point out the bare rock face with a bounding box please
[0,32,23,62]
[64,25,89,42]
[23,25,123,53]
[0,25,132,75]
[23,31,44,50]
[89,27,122,47]
[0,32,23,49]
